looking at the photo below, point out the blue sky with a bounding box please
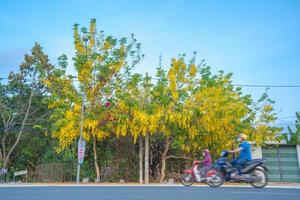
[0,0,300,127]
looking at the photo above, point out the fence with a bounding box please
[35,163,76,182]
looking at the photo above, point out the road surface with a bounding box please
[0,186,300,200]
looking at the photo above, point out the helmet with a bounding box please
[238,133,247,140]
[203,149,209,153]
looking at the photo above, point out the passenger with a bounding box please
[193,149,212,181]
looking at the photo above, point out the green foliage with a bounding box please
[284,112,300,144]
[0,19,285,183]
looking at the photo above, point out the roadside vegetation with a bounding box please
[0,19,287,183]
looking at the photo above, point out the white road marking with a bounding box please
[230,191,300,196]
[0,183,299,189]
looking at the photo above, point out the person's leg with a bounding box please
[193,165,201,182]
[199,166,209,177]
[235,158,247,175]
[231,159,238,167]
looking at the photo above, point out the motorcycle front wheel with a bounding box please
[180,173,194,186]
[250,168,269,188]
[206,169,224,188]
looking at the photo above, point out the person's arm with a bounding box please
[200,156,209,163]
[193,160,201,165]
[229,147,243,154]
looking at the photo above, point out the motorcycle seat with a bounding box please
[244,159,264,165]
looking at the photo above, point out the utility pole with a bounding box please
[144,73,151,184]
[144,133,149,184]
[139,137,144,184]
[76,82,86,183]
[76,35,88,184]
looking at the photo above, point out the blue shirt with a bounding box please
[238,141,252,161]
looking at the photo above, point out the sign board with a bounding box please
[14,170,27,177]
[13,170,28,182]
[78,140,86,165]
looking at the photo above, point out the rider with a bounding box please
[193,149,212,181]
[229,133,252,177]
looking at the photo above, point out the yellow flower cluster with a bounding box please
[167,68,178,101]
[115,108,165,143]
[165,111,190,129]
[189,63,197,77]
[78,60,93,82]
[89,19,96,48]
[188,85,252,153]
[74,27,85,54]
[53,103,82,152]
[103,40,111,50]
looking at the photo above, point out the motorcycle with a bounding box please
[206,150,269,188]
[180,160,223,186]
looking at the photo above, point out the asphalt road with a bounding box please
[0,186,300,200]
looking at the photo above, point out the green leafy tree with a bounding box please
[0,43,53,169]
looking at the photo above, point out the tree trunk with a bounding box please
[0,148,2,164]
[139,136,143,183]
[1,112,17,167]
[144,133,149,184]
[160,136,171,183]
[93,135,101,181]
[1,136,6,161]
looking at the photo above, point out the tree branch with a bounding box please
[165,155,193,160]
[4,91,33,167]
[28,108,39,117]
[27,159,37,169]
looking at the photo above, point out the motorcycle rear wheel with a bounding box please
[180,173,194,186]
[250,168,268,188]
[206,169,224,188]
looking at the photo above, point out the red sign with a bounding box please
[78,140,86,165]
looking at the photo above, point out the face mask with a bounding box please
[237,137,242,142]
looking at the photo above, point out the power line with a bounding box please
[1,77,300,88]
[232,84,300,88]
[152,78,300,88]
[273,123,295,126]
[277,116,297,120]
